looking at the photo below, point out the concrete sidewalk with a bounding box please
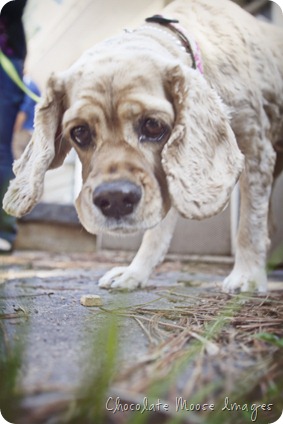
[1,250,283,423]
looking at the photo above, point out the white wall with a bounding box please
[23,0,166,87]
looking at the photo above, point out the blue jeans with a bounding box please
[0,57,24,244]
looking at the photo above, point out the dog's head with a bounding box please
[3,34,244,235]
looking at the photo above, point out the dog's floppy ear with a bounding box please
[3,73,71,217]
[162,65,244,219]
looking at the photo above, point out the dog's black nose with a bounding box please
[93,180,142,219]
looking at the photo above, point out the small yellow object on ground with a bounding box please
[80,295,103,307]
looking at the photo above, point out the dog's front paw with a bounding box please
[222,268,267,293]
[98,266,149,290]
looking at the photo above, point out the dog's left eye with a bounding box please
[139,118,169,143]
[70,125,92,147]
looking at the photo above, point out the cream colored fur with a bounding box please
[3,0,283,292]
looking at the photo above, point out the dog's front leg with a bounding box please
[98,208,178,290]
[223,140,276,293]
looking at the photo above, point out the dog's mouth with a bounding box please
[102,217,142,235]
[76,178,165,235]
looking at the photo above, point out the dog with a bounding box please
[3,0,283,292]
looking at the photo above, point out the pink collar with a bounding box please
[145,15,203,74]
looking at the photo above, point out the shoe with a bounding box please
[0,238,13,254]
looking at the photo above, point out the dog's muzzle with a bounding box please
[93,180,142,220]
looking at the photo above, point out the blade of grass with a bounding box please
[64,315,119,424]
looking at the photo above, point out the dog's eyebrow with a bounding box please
[117,96,174,119]
[62,99,106,126]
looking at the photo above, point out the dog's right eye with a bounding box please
[70,125,92,147]
[139,118,170,143]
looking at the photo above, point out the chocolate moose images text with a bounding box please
[105,396,274,422]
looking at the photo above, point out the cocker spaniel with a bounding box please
[3,0,283,292]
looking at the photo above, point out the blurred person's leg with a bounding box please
[0,58,24,252]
